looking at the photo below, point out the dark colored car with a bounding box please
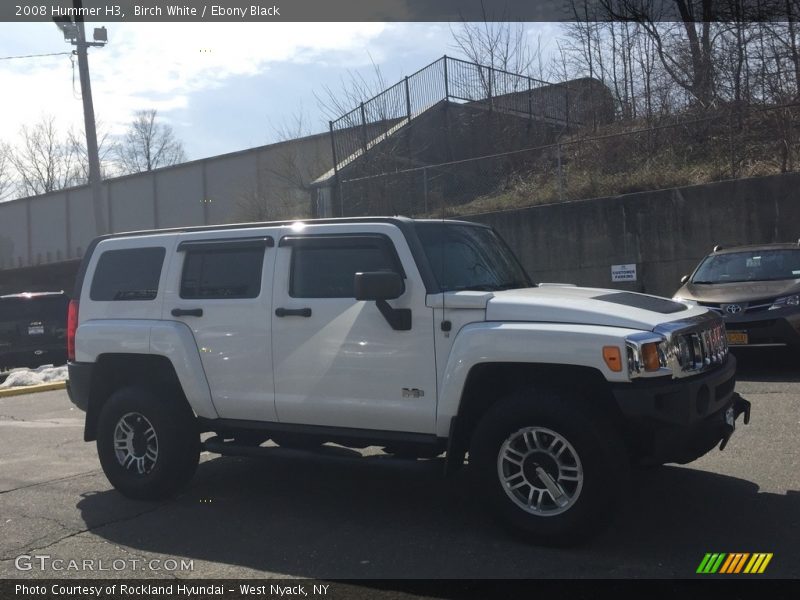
[674,243,800,348]
[0,292,70,370]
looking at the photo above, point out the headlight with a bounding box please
[769,295,800,310]
[626,334,669,377]
[673,334,693,368]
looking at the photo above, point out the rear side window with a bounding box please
[90,247,166,301]
[289,236,402,298]
[180,248,265,299]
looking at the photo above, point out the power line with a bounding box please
[0,51,73,61]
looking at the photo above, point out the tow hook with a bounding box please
[719,393,751,451]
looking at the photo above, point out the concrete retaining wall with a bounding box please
[469,172,800,298]
[0,133,332,274]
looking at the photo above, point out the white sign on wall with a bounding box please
[611,264,637,282]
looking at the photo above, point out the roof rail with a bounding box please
[713,245,724,252]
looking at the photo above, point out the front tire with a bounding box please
[470,389,629,545]
[96,387,199,500]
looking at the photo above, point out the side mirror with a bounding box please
[680,275,689,284]
[354,272,410,331]
[354,271,404,301]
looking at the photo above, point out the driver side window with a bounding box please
[288,236,403,299]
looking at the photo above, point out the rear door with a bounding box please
[164,229,278,421]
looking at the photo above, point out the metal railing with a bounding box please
[327,56,586,177]
[330,102,800,219]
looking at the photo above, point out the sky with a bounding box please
[0,21,560,162]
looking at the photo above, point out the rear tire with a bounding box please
[470,388,629,545]
[96,387,199,500]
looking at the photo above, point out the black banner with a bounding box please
[2,580,800,600]
[1,0,798,23]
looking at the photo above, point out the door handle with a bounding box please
[171,308,204,317]
[275,307,312,318]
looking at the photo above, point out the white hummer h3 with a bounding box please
[66,217,750,543]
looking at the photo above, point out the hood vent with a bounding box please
[593,292,688,314]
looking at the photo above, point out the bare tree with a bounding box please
[235,109,331,222]
[450,7,536,75]
[598,0,718,108]
[0,142,15,201]
[6,116,78,197]
[314,57,394,123]
[69,120,116,183]
[115,109,186,174]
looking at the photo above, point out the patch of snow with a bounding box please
[0,365,68,389]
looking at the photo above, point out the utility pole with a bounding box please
[54,0,108,236]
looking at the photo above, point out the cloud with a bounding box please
[0,22,387,145]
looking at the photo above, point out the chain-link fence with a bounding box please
[327,56,604,175]
[331,102,800,218]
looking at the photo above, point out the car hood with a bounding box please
[677,279,800,303]
[484,286,708,331]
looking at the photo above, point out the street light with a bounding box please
[52,2,108,236]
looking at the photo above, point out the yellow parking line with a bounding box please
[0,381,67,398]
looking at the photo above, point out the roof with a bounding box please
[91,216,487,242]
[0,291,66,300]
[713,242,800,255]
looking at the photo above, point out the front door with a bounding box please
[271,225,438,434]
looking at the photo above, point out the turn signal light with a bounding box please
[602,346,623,372]
[641,342,661,371]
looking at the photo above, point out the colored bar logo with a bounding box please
[697,553,773,574]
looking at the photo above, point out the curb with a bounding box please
[0,381,67,398]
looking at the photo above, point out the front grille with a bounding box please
[658,316,729,377]
[679,320,729,373]
[698,298,776,316]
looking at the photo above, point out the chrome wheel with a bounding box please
[497,426,583,516]
[113,412,159,475]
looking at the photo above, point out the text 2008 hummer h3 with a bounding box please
[66,217,750,543]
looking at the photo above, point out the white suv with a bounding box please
[67,217,750,543]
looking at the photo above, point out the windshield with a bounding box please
[415,222,533,292]
[692,249,800,284]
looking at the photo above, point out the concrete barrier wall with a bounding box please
[2,160,799,299]
[0,132,332,274]
[469,172,800,298]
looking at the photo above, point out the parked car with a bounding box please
[67,217,749,544]
[0,292,70,371]
[674,242,800,348]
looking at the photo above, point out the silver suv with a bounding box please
[674,243,800,348]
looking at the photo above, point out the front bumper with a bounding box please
[612,355,751,464]
[723,311,800,347]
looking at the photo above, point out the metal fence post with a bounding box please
[405,76,411,122]
[528,77,532,120]
[360,102,368,155]
[329,120,339,177]
[423,167,428,215]
[729,111,736,179]
[443,55,449,101]
[557,143,564,202]
[487,66,493,110]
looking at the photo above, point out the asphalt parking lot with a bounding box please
[1,349,798,580]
